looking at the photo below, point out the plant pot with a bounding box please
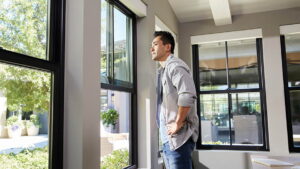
[27,126,39,136]
[103,124,118,133]
[7,126,22,138]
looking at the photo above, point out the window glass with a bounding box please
[199,42,227,91]
[100,89,130,169]
[113,8,133,88]
[0,62,51,168]
[200,94,230,145]
[0,0,48,60]
[227,39,259,89]
[101,0,109,83]
[100,0,133,88]
[285,34,300,87]
[231,92,263,145]
[289,90,300,147]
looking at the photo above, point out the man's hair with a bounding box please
[154,31,175,54]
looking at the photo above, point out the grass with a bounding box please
[0,147,48,169]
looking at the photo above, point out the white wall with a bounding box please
[179,7,300,169]
[64,0,100,168]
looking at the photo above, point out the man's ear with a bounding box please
[165,44,171,52]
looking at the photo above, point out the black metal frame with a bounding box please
[0,0,65,168]
[280,35,300,152]
[100,0,138,168]
[193,38,269,151]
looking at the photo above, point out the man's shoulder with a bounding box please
[166,57,190,73]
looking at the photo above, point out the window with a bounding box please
[0,0,64,168]
[193,38,268,150]
[100,0,137,168]
[101,0,133,89]
[281,33,300,152]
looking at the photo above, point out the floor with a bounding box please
[0,134,48,154]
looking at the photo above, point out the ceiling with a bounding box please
[168,0,300,25]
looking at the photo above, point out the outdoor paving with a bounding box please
[0,134,48,154]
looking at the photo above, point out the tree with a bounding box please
[0,0,50,113]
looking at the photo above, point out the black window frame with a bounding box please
[193,38,269,151]
[0,0,65,168]
[100,0,137,168]
[280,35,300,152]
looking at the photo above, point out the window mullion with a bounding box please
[225,41,230,89]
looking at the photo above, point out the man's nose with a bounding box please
[150,47,154,52]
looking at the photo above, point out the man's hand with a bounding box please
[167,121,185,136]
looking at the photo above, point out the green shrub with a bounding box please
[100,109,119,127]
[0,147,48,169]
[26,114,41,128]
[101,149,129,169]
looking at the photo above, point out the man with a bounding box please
[151,31,199,169]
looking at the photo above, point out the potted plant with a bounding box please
[26,114,41,136]
[100,109,119,133]
[6,115,23,138]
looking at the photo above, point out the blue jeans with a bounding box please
[162,138,195,169]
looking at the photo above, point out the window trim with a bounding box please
[280,35,300,153]
[100,0,137,168]
[193,38,269,151]
[0,0,65,168]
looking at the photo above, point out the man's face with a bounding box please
[150,36,171,61]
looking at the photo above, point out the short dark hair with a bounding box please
[154,31,175,54]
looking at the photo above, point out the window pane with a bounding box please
[285,34,300,87]
[100,0,111,84]
[100,89,130,168]
[200,94,230,145]
[0,63,51,168]
[289,90,300,147]
[0,0,48,60]
[199,42,227,91]
[227,39,259,89]
[113,8,133,88]
[231,92,263,146]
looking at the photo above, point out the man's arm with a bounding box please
[166,65,197,136]
[167,106,190,135]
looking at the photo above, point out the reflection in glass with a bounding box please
[0,0,48,60]
[113,8,133,88]
[100,0,111,84]
[100,89,130,169]
[200,94,230,145]
[285,34,300,87]
[289,90,300,146]
[0,63,51,168]
[199,42,227,91]
[231,92,263,145]
[227,39,259,89]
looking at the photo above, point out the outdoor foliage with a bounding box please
[0,147,48,169]
[0,0,51,113]
[100,149,129,169]
[6,115,23,128]
[100,109,119,127]
[26,114,41,128]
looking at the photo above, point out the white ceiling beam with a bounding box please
[209,0,232,26]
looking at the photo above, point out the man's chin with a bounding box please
[152,56,158,61]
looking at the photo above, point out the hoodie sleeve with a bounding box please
[169,65,197,107]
